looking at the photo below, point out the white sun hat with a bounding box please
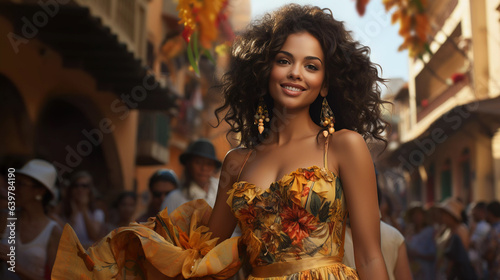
[17,159,57,199]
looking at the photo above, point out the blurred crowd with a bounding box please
[0,138,499,280]
[401,197,500,280]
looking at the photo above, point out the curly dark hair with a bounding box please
[215,4,389,148]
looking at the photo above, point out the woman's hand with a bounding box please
[74,193,89,212]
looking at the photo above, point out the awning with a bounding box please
[382,96,500,166]
[0,2,177,110]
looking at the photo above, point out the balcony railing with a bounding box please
[74,0,146,58]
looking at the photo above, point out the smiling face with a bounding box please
[268,32,327,111]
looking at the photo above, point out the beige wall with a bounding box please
[418,122,495,202]
[486,0,500,98]
[474,131,494,200]
[146,0,165,73]
[469,0,490,98]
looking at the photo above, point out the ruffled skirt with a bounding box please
[52,200,358,280]
[52,200,241,279]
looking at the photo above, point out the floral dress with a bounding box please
[228,165,359,280]
[52,149,358,280]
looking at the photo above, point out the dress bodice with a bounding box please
[227,165,349,269]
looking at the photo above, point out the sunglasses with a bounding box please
[152,191,172,198]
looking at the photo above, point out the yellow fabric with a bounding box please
[52,200,241,279]
[251,256,342,277]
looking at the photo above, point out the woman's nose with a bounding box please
[288,66,302,80]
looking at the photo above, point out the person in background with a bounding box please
[137,169,179,222]
[483,200,500,279]
[435,197,476,280]
[107,191,138,231]
[379,192,399,230]
[0,159,62,279]
[468,201,491,279]
[343,186,412,280]
[61,171,104,248]
[404,203,436,280]
[162,139,221,214]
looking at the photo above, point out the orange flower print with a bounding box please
[238,205,258,225]
[304,170,316,181]
[280,204,317,246]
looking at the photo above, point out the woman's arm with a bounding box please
[208,149,247,242]
[394,243,413,280]
[82,208,104,242]
[46,224,63,275]
[333,130,389,280]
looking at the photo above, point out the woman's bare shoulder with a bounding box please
[329,129,366,150]
[219,147,253,184]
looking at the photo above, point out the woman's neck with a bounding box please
[20,203,46,222]
[268,105,320,146]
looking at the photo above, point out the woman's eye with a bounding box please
[306,64,319,71]
[277,59,289,64]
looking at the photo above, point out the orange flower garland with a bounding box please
[177,0,229,74]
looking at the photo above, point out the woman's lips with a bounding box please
[281,84,305,97]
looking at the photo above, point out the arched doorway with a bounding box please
[0,73,33,162]
[35,98,123,203]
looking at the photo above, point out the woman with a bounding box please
[61,171,104,248]
[435,198,476,280]
[106,191,138,231]
[137,169,179,222]
[404,203,436,280]
[53,4,389,279]
[0,159,62,280]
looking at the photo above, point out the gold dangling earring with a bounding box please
[254,97,270,134]
[320,97,335,137]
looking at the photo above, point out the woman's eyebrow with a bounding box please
[278,51,323,65]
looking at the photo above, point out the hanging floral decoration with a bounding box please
[177,0,230,75]
[356,0,431,59]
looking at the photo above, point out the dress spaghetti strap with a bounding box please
[237,150,253,181]
[323,134,330,170]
